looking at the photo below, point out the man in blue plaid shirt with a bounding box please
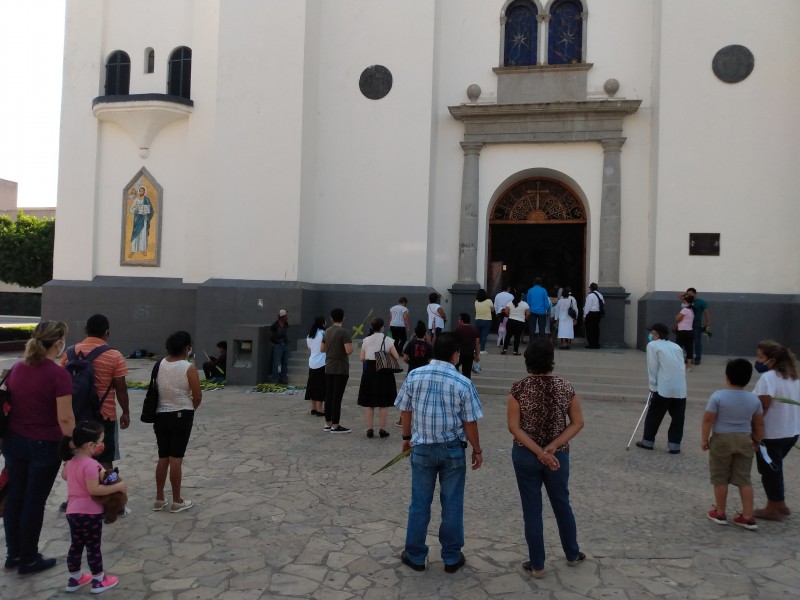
[395,332,484,574]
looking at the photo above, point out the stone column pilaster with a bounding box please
[456,142,483,285]
[598,138,625,289]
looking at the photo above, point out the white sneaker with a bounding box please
[480,351,488,355]
[152,499,169,511]
[169,500,193,513]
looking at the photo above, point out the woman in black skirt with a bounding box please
[305,316,327,416]
[358,318,401,438]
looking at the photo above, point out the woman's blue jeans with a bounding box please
[2,433,61,563]
[474,320,492,352]
[405,442,466,565]
[511,445,580,571]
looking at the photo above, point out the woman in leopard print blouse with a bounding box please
[507,338,585,579]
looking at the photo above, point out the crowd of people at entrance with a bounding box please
[1,280,798,591]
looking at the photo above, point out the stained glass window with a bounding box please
[504,1,538,66]
[168,46,192,99]
[105,51,130,96]
[548,0,583,65]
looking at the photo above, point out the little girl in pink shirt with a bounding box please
[59,421,127,594]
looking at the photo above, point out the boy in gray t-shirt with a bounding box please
[701,358,764,529]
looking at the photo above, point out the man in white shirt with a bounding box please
[636,323,687,454]
[494,286,513,315]
[582,283,604,349]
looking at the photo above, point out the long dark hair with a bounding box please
[512,290,521,308]
[308,316,326,339]
[476,288,487,302]
[59,421,104,462]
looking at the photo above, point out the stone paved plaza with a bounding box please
[1,351,799,599]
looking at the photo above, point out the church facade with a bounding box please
[46,0,800,356]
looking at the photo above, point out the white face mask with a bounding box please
[55,339,65,357]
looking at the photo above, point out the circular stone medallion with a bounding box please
[712,45,754,84]
[359,65,393,100]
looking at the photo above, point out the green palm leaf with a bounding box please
[371,448,411,476]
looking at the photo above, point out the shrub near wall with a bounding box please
[0,212,55,289]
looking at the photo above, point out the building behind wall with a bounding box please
[45,0,800,357]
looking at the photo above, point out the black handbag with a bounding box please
[140,360,162,423]
[567,298,577,319]
[375,336,403,373]
[0,367,12,440]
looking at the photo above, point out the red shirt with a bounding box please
[7,359,73,442]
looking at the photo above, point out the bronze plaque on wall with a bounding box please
[689,233,720,256]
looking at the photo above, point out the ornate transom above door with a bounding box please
[491,178,585,224]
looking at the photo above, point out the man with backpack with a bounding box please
[61,314,130,471]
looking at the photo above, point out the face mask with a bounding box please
[92,441,105,457]
[647,333,654,342]
[754,361,770,374]
[55,340,65,357]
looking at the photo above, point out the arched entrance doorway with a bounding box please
[488,178,586,300]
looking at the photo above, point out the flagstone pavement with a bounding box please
[1,356,799,599]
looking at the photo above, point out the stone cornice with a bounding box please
[448,99,641,145]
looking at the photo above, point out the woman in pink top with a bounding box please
[675,298,695,371]
[59,421,126,593]
[2,321,74,576]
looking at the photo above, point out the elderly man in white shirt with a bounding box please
[635,322,688,454]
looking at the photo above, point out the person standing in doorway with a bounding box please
[582,283,604,349]
[526,278,551,339]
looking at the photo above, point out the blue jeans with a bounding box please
[692,320,703,362]
[474,320,492,352]
[756,436,798,501]
[528,313,547,338]
[2,433,62,563]
[405,441,466,565]
[511,445,580,571]
[271,342,289,383]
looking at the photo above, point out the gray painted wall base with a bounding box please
[42,278,438,372]
[637,291,800,356]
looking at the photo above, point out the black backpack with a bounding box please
[65,346,113,424]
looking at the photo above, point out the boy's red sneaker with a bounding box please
[707,507,727,525]
[732,514,758,530]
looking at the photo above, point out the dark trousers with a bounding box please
[67,513,104,575]
[692,320,703,362]
[2,433,61,563]
[324,373,349,424]
[676,330,693,364]
[456,356,474,380]
[390,327,407,353]
[528,313,547,338]
[756,436,798,501]
[504,319,525,353]
[271,342,289,383]
[585,312,601,348]
[642,393,686,451]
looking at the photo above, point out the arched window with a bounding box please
[167,46,192,99]
[504,1,538,66]
[104,51,130,96]
[548,0,583,64]
[145,48,155,74]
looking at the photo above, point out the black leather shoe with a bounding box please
[18,554,56,576]
[400,551,425,572]
[668,449,681,455]
[635,442,653,450]
[444,552,466,573]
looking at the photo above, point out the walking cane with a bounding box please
[626,392,652,450]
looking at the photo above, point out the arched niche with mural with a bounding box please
[487,177,586,299]
[120,167,163,267]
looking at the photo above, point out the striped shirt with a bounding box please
[62,337,128,421]
[395,359,483,446]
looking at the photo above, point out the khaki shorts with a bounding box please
[708,432,755,487]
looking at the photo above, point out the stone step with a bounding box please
[281,345,735,404]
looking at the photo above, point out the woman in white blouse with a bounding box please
[358,318,401,438]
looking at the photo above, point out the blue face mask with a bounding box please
[647,333,654,342]
[754,361,770,374]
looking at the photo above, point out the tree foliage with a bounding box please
[0,211,55,288]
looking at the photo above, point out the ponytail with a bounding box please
[58,436,75,462]
[59,421,104,462]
